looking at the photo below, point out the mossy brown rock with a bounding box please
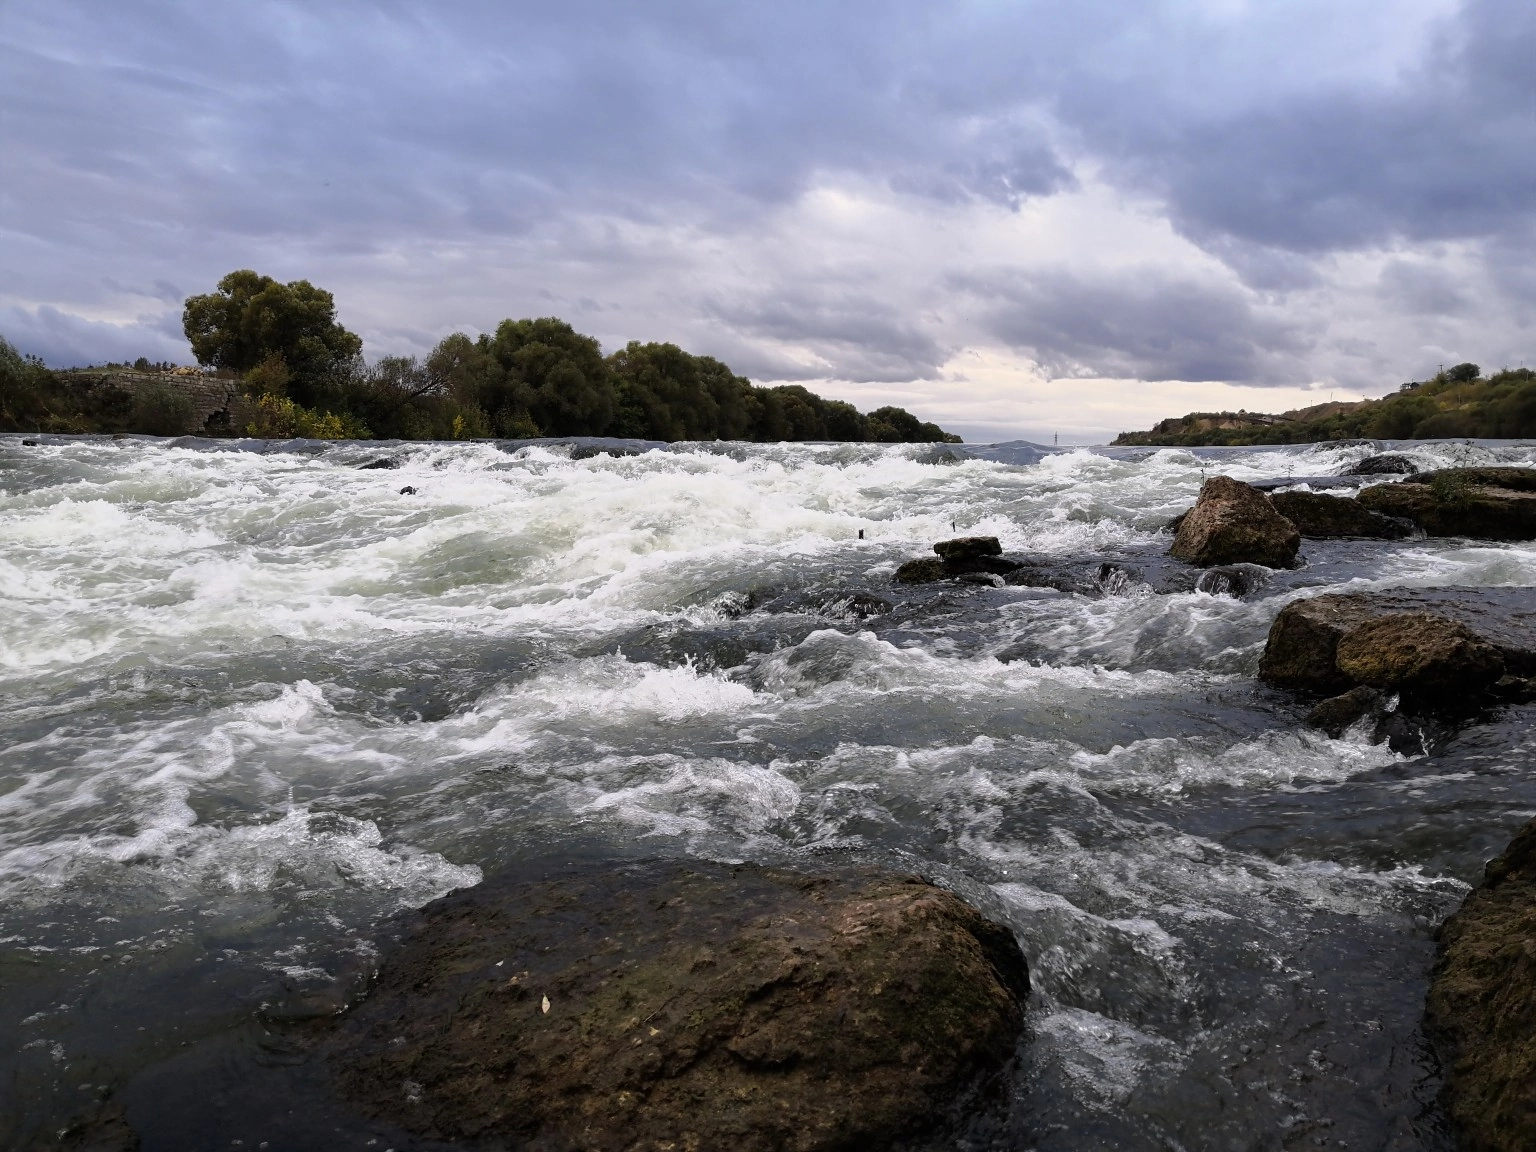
[1259,588,1536,698]
[1425,817,1536,1152]
[1357,468,1536,540]
[1333,613,1504,696]
[1168,475,1300,568]
[1267,490,1412,539]
[326,859,1029,1152]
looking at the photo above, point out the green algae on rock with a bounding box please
[326,859,1030,1152]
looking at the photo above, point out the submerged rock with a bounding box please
[1357,468,1536,540]
[1345,453,1419,476]
[1304,685,1387,738]
[1168,476,1300,568]
[1267,490,1413,539]
[357,456,399,469]
[327,859,1029,1152]
[1425,817,1536,1152]
[1194,563,1270,598]
[1260,588,1536,706]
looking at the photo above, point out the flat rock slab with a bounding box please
[1426,817,1536,1152]
[1259,587,1536,697]
[326,859,1030,1152]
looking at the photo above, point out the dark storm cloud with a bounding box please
[954,270,1311,385]
[1,0,1531,384]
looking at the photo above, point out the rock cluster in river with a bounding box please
[326,859,1030,1152]
[1357,467,1536,540]
[1425,816,1536,1152]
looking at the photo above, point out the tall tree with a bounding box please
[182,270,363,406]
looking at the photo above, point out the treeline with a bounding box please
[1,270,960,443]
[1114,362,1536,446]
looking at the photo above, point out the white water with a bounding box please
[3,434,1536,1148]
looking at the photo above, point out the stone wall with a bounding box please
[58,370,249,435]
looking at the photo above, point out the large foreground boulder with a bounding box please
[1425,818,1536,1151]
[1259,588,1535,707]
[326,859,1030,1152]
[1357,468,1536,540]
[1267,490,1413,539]
[1168,476,1300,568]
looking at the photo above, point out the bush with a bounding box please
[131,383,197,436]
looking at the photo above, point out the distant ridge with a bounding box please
[1114,363,1536,446]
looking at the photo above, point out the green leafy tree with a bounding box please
[607,341,758,440]
[182,270,363,407]
[866,405,962,443]
[487,318,613,437]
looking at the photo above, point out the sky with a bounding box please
[3,0,1534,443]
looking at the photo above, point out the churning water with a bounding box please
[4,434,1536,1150]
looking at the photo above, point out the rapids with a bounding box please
[3,434,1536,1149]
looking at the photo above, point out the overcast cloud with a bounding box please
[2,0,1533,440]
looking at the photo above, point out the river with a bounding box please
[3,434,1535,1150]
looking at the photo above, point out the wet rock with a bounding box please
[21,438,39,446]
[1334,613,1504,697]
[1267,490,1413,539]
[358,456,398,470]
[933,536,1002,561]
[1425,816,1536,1152]
[1492,675,1536,704]
[895,556,949,584]
[398,485,417,495]
[1260,595,1377,694]
[1345,454,1419,476]
[571,444,644,460]
[1168,475,1300,568]
[895,538,1022,584]
[326,859,1029,1152]
[1357,468,1536,540]
[1305,685,1387,738]
[1260,588,1536,703]
[818,593,893,620]
[1195,563,1270,598]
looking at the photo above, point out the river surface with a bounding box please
[3,434,1536,1151]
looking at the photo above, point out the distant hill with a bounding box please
[1114,363,1536,446]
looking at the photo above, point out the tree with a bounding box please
[488,317,614,437]
[182,270,363,406]
[606,341,758,440]
[866,405,962,443]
